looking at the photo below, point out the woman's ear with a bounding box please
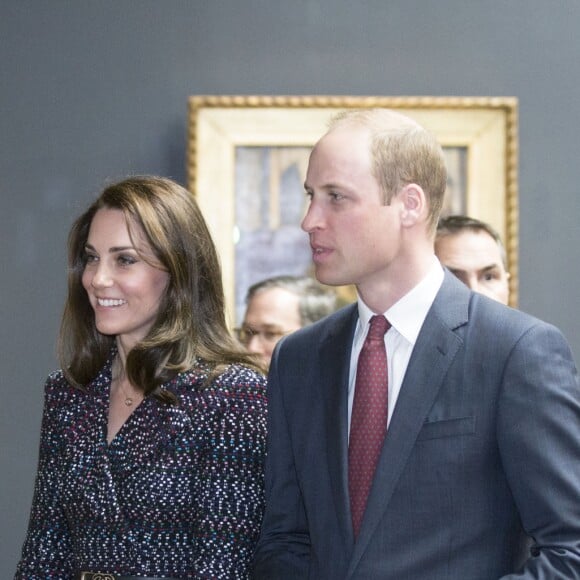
[399,183,427,227]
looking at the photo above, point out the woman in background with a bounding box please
[15,176,267,579]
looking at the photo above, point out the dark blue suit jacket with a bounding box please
[254,273,580,579]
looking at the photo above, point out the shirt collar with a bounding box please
[357,257,444,345]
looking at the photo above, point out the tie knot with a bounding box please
[368,315,390,339]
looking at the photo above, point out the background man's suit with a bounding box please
[253,273,580,579]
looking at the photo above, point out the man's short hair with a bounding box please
[329,108,448,232]
[436,214,507,268]
[246,275,338,326]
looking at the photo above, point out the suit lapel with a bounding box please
[347,274,470,576]
[320,305,359,548]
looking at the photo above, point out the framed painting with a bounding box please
[188,95,519,324]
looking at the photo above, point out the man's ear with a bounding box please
[400,183,427,226]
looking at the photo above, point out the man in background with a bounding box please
[236,275,338,367]
[435,214,510,304]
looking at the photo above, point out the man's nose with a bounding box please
[301,202,323,232]
[459,272,477,292]
[246,333,266,355]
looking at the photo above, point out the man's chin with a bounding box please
[315,273,349,288]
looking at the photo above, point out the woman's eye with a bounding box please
[84,253,98,264]
[117,254,137,266]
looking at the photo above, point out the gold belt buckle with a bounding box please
[80,573,117,580]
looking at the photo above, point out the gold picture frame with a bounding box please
[188,95,519,323]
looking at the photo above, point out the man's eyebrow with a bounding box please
[304,181,344,191]
[447,267,467,276]
[244,323,286,330]
[480,263,501,273]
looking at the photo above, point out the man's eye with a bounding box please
[483,271,499,282]
[235,327,256,343]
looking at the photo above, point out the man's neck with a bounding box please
[357,252,437,313]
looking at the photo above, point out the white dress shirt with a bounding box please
[348,258,444,435]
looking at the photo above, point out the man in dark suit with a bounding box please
[253,108,580,579]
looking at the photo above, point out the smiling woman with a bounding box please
[15,176,267,579]
[82,206,172,436]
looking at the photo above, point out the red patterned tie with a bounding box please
[348,314,390,538]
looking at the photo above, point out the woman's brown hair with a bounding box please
[59,176,263,402]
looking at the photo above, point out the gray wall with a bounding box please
[2,1,579,575]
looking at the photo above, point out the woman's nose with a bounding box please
[90,262,113,288]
